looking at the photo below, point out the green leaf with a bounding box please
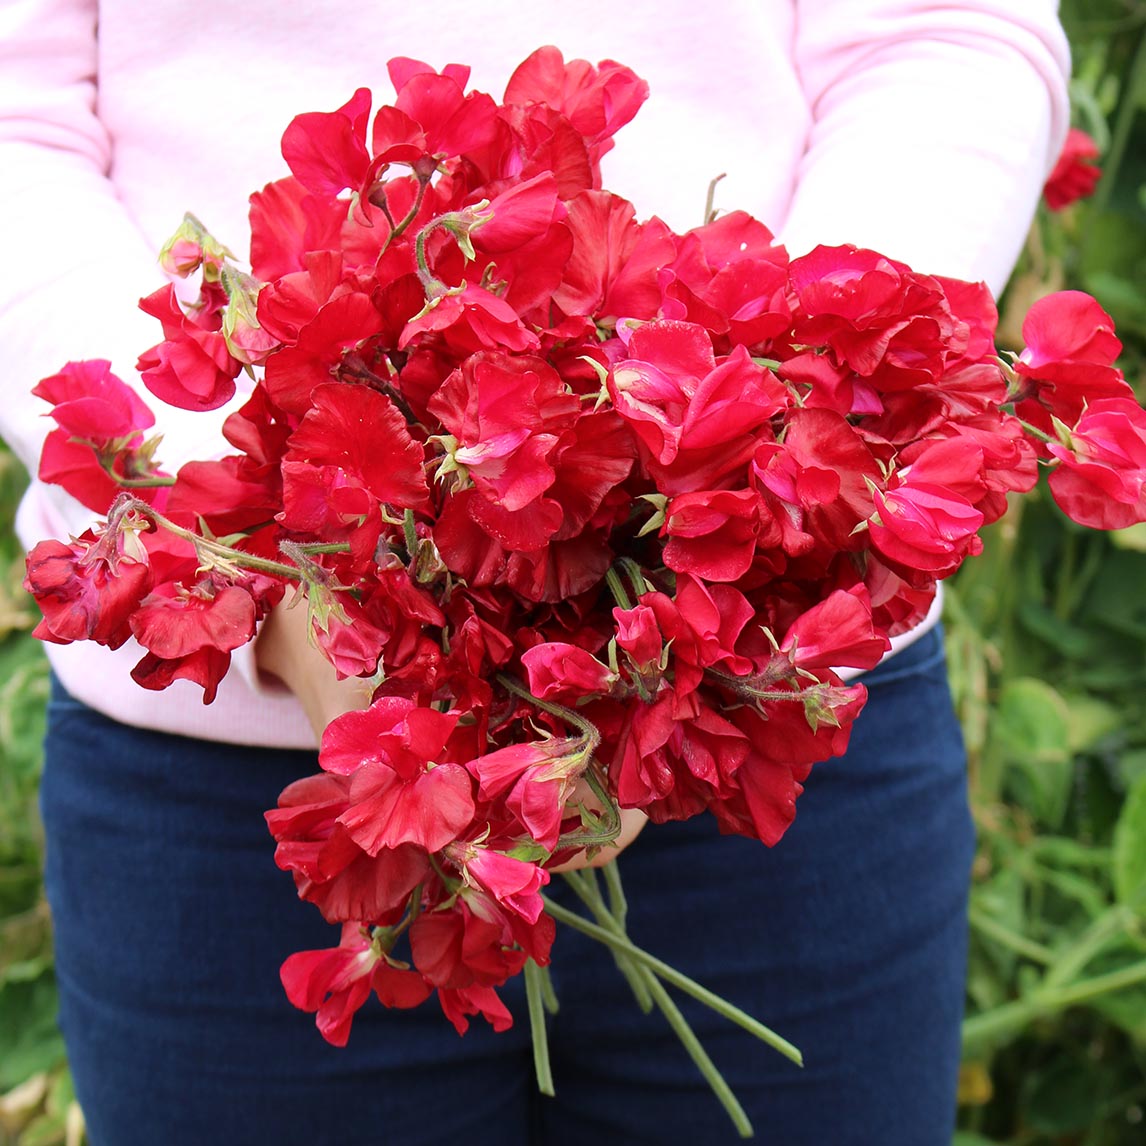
[1092,979,1146,1043]
[0,978,65,1092]
[990,678,1074,828]
[1116,748,1146,789]
[1062,693,1124,754]
[1110,522,1146,552]
[1016,600,1097,659]
[1113,772,1146,908]
[20,1111,69,1146]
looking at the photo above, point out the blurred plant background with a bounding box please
[2,5,1146,1144]
[950,2,1146,1143]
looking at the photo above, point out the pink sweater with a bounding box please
[0,0,1071,748]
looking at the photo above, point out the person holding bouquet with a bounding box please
[0,2,1072,1143]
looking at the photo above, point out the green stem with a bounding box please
[542,895,803,1066]
[602,860,629,929]
[641,971,754,1138]
[605,567,633,611]
[107,472,177,488]
[1012,416,1057,446]
[1051,958,1146,1008]
[524,959,555,1097]
[494,675,618,849]
[495,674,601,746]
[403,509,418,560]
[963,956,1146,1051]
[962,997,1042,1052]
[552,764,622,853]
[295,542,353,555]
[616,557,650,600]
[1052,530,1079,622]
[128,499,302,580]
[1042,904,1134,990]
[536,961,560,1016]
[388,174,430,242]
[1090,24,1146,217]
[414,217,449,297]
[563,870,653,1013]
[968,906,1054,965]
[705,669,844,707]
[560,871,752,1137]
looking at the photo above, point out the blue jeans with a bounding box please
[41,626,972,1145]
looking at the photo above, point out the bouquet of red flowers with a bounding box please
[23,47,1146,1135]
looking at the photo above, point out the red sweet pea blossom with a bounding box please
[319,700,476,854]
[613,603,663,670]
[777,587,889,673]
[662,488,763,582]
[409,899,528,991]
[753,407,882,558]
[35,361,168,512]
[137,285,243,412]
[267,771,431,924]
[503,47,648,174]
[283,383,430,513]
[468,736,588,851]
[1044,128,1102,211]
[447,844,550,924]
[436,984,515,1037]
[130,579,271,704]
[661,211,791,350]
[867,444,985,580]
[24,521,151,649]
[399,285,540,356]
[789,246,959,385]
[1047,397,1146,529]
[1014,291,1130,430]
[520,642,616,701]
[609,321,786,491]
[33,360,155,444]
[281,88,373,200]
[263,292,384,416]
[281,922,431,1047]
[552,191,675,318]
[37,431,135,515]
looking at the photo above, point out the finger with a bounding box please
[548,807,649,872]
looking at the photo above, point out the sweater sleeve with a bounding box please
[0,0,231,534]
[781,0,1072,294]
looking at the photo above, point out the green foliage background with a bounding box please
[951,3,1146,1144]
[2,7,1146,1142]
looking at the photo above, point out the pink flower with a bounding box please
[282,383,430,513]
[280,88,373,199]
[129,579,266,704]
[504,47,648,171]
